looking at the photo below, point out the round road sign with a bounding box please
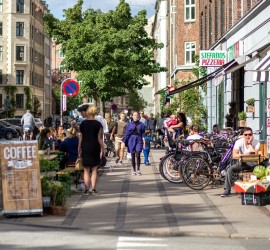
[62,79,80,97]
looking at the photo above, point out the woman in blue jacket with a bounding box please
[123,112,145,175]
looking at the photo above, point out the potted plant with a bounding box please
[49,182,68,216]
[39,158,59,177]
[40,177,53,208]
[238,111,247,127]
[245,98,255,112]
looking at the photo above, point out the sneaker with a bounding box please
[137,170,141,176]
[221,189,231,197]
[91,189,98,194]
[118,160,123,165]
[115,157,120,164]
[83,189,90,196]
[132,171,136,175]
[146,162,151,166]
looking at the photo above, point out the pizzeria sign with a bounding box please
[199,50,227,67]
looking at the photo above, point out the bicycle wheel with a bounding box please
[181,156,211,190]
[159,152,182,184]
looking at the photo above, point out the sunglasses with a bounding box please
[244,133,252,136]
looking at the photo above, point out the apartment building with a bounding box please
[0,0,51,119]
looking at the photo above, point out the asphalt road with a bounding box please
[0,222,270,250]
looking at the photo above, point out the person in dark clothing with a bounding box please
[60,127,79,163]
[38,128,52,150]
[78,105,105,195]
[147,113,157,140]
[123,111,145,175]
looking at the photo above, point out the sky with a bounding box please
[44,0,156,19]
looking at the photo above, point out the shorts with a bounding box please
[115,136,125,150]
[23,125,33,132]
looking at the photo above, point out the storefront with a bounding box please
[206,0,270,155]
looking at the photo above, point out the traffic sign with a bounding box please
[62,79,80,97]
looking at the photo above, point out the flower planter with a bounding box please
[246,105,255,113]
[238,120,247,127]
[48,205,67,216]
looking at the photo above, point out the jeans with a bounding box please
[143,147,150,164]
[224,160,257,191]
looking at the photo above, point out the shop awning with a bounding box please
[168,60,236,96]
[252,52,270,82]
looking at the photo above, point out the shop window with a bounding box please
[0,69,2,84]
[16,70,24,84]
[16,46,24,61]
[185,42,196,65]
[17,0,24,13]
[185,0,196,22]
[0,0,2,13]
[16,94,24,109]
[16,22,24,36]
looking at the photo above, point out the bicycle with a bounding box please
[180,129,262,190]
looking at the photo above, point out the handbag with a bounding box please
[75,158,83,170]
[100,155,107,167]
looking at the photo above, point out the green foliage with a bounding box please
[245,98,255,106]
[44,0,166,102]
[126,89,147,112]
[40,177,53,196]
[238,111,247,120]
[4,86,18,117]
[51,183,67,206]
[39,158,60,172]
[24,86,32,110]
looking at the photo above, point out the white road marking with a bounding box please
[117,236,168,249]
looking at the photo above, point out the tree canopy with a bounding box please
[44,0,166,102]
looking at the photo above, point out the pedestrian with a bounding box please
[139,111,148,127]
[123,111,145,175]
[78,105,105,195]
[110,112,127,165]
[143,130,151,165]
[147,113,157,140]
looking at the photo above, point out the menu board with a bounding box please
[0,141,42,216]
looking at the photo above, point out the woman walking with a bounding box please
[123,112,145,175]
[78,106,105,195]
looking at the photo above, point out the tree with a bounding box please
[44,0,166,105]
[126,89,147,112]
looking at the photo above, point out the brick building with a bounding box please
[199,0,261,50]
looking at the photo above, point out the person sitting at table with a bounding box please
[221,127,260,197]
[59,127,79,164]
[38,128,52,150]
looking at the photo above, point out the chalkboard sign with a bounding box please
[0,141,42,216]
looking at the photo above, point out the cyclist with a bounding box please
[21,110,36,140]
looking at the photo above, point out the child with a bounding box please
[143,130,152,165]
[166,114,179,140]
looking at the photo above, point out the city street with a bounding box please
[1,149,270,250]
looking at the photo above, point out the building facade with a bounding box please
[0,0,51,119]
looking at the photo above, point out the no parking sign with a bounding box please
[62,79,80,97]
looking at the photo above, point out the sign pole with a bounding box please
[60,78,71,126]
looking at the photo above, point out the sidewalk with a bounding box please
[1,149,270,239]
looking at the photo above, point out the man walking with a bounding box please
[21,110,36,140]
[111,112,127,165]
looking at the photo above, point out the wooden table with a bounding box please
[239,154,261,163]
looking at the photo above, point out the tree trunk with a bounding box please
[99,99,105,117]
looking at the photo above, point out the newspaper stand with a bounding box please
[0,141,43,217]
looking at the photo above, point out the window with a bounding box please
[17,0,24,13]
[185,0,196,22]
[0,69,2,84]
[16,94,24,109]
[185,42,196,65]
[0,46,2,61]
[0,21,2,36]
[0,94,2,108]
[16,46,24,61]
[16,22,24,36]
[16,70,24,84]
[0,0,3,13]
[59,48,64,58]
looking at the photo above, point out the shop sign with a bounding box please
[199,51,227,67]
[227,41,243,61]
